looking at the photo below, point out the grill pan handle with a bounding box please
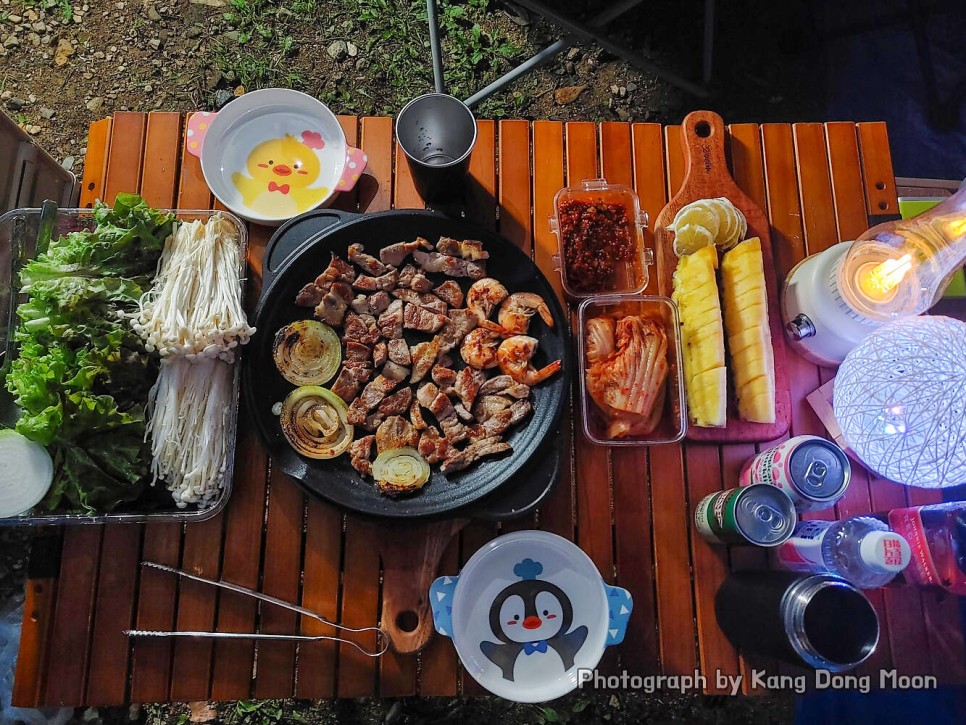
[262,208,359,292]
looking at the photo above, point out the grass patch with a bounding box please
[213,0,534,117]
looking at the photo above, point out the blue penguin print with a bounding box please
[480,558,589,681]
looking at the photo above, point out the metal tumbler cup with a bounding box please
[715,571,879,672]
[396,93,477,203]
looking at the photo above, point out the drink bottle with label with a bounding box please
[880,502,966,595]
[777,516,911,589]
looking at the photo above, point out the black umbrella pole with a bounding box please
[427,0,445,94]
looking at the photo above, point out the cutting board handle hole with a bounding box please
[694,121,712,138]
[396,610,419,633]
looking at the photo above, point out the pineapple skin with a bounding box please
[672,245,727,427]
[721,238,776,424]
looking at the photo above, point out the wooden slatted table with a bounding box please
[12,113,966,706]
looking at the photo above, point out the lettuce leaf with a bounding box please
[4,193,171,512]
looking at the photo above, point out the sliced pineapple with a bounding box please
[672,244,727,427]
[720,237,776,424]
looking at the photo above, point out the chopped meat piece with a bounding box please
[416,382,440,408]
[353,267,399,292]
[315,253,356,286]
[345,340,371,362]
[438,353,454,368]
[438,309,478,352]
[468,409,513,442]
[350,294,370,315]
[410,338,441,383]
[296,283,325,307]
[403,303,449,333]
[436,237,489,261]
[377,299,404,340]
[393,289,448,315]
[428,392,469,443]
[348,243,387,275]
[375,415,419,454]
[347,375,400,424]
[397,264,418,288]
[349,435,375,476]
[331,368,362,404]
[373,340,388,367]
[413,249,486,280]
[434,280,464,308]
[343,360,373,382]
[508,399,532,425]
[411,273,433,293]
[368,290,391,315]
[395,263,433,292]
[440,415,469,444]
[364,411,386,432]
[441,437,511,473]
[387,338,411,366]
[468,402,529,442]
[379,237,431,267]
[410,399,428,430]
[382,361,411,382]
[472,394,512,422]
[453,366,486,409]
[314,281,354,326]
[478,374,531,399]
[378,387,414,416]
[344,313,381,346]
[453,403,474,423]
[431,365,458,391]
[418,426,449,464]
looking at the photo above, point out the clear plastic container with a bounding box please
[0,207,246,525]
[549,178,652,299]
[577,294,686,446]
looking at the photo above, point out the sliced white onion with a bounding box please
[0,430,54,517]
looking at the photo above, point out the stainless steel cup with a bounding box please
[715,572,879,672]
[396,93,477,203]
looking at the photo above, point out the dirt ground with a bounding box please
[0,1,817,722]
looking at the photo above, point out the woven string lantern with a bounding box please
[834,315,966,488]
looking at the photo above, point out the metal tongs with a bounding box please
[124,561,389,657]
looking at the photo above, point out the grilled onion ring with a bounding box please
[280,386,354,459]
[372,447,431,496]
[273,320,341,386]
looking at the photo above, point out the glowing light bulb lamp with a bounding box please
[833,315,966,488]
[782,185,966,366]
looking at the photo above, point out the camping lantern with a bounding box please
[782,186,966,366]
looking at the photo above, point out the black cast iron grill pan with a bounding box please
[243,209,571,519]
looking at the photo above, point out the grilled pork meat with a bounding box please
[348,243,387,276]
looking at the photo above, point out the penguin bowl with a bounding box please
[431,531,632,703]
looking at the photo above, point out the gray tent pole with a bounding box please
[427,0,446,94]
[464,0,647,109]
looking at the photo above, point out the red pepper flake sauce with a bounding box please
[559,198,634,292]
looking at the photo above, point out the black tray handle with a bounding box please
[262,209,359,291]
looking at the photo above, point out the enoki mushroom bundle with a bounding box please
[146,357,234,508]
[132,215,255,363]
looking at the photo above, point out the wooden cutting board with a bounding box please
[654,110,791,443]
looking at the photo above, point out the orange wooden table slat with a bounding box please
[856,121,898,215]
[77,118,111,208]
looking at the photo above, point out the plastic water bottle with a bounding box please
[777,517,911,589]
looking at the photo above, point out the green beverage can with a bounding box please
[694,484,797,547]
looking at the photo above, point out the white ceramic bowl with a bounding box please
[431,530,632,703]
[186,89,367,225]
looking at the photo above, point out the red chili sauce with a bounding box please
[559,198,634,292]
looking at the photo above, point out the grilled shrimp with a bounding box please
[460,327,502,369]
[466,278,508,326]
[497,335,561,385]
[497,292,554,335]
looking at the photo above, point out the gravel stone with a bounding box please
[213,88,232,108]
[326,39,347,61]
[346,41,358,57]
[39,106,55,119]
[147,5,162,21]
[6,97,25,110]
[86,96,104,112]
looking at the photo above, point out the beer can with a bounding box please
[694,484,797,547]
[739,435,851,513]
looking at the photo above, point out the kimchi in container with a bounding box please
[577,295,686,446]
[549,178,652,300]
